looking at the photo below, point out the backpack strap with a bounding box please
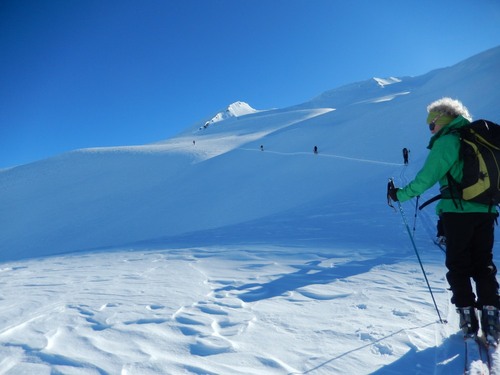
[418,194,441,210]
[445,172,464,210]
[418,176,463,211]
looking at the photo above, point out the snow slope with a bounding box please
[0,45,500,374]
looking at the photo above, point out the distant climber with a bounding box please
[314,146,318,154]
[402,147,410,165]
[260,145,264,151]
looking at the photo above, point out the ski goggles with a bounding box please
[428,113,445,131]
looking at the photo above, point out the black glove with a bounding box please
[388,187,399,202]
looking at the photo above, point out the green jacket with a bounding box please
[397,116,497,214]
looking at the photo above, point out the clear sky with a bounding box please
[1,0,499,168]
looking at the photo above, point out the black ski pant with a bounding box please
[442,212,499,309]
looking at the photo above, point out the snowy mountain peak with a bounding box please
[373,77,402,87]
[226,101,257,116]
[200,101,258,130]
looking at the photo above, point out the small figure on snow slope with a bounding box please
[402,147,410,165]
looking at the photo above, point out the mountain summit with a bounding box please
[200,101,259,130]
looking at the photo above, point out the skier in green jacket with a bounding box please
[388,97,500,341]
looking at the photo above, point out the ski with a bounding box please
[481,336,499,375]
[487,344,497,374]
[464,336,490,375]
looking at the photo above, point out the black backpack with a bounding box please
[420,119,500,210]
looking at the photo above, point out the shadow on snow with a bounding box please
[215,257,399,303]
[289,330,463,375]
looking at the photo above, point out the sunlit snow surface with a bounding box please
[1,46,500,374]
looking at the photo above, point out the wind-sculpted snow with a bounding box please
[0,245,455,374]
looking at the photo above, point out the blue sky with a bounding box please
[1,0,499,168]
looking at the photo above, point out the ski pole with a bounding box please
[388,179,447,324]
[412,196,420,238]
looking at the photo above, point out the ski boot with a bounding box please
[481,305,500,346]
[457,306,479,338]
